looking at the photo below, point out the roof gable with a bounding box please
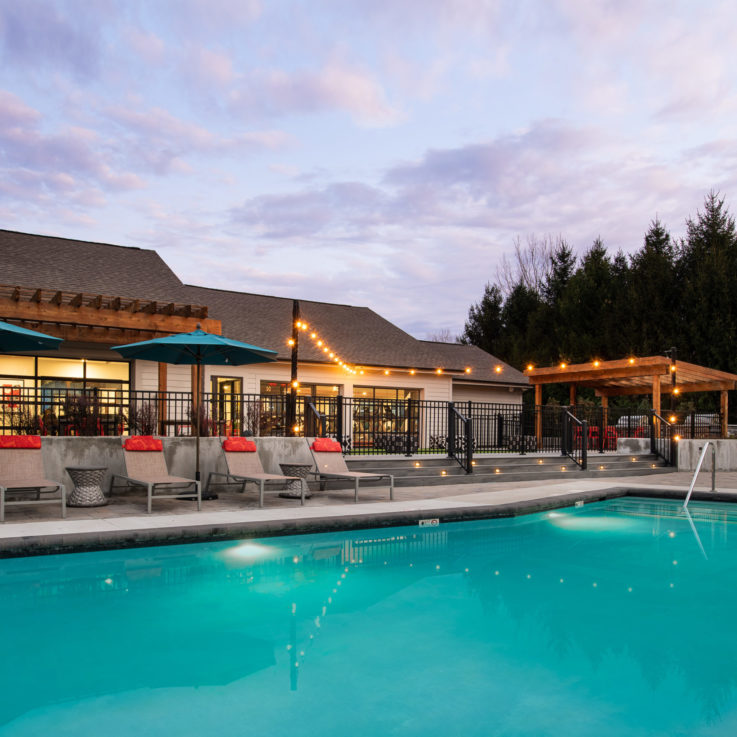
[0,230,186,302]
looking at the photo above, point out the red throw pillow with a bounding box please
[123,436,163,451]
[222,437,257,452]
[0,435,41,449]
[311,438,342,452]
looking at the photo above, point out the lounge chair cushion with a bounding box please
[124,435,163,451]
[312,438,342,452]
[0,435,41,449]
[222,437,257,452]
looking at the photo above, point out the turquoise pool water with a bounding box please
[1,498,737,736]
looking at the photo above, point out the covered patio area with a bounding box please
[525,356,737,445]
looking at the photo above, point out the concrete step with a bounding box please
[346,454,667,476]
[320,453,675,489]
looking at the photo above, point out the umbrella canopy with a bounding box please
[114,326,278,486]
[113,326,277,365]
[0,320,62,352]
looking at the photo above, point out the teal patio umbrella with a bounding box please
[0,319,62,352]
[114,325,277,489]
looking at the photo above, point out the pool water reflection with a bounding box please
[1,498,737,736]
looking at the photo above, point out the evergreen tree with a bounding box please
[460,283,504,355]
[678,192,737,370]
[558,238,613,361]
[498,282,543,368]
[628,218,677,355]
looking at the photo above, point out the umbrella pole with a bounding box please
[195,359,200,483]
[196,359,217,500]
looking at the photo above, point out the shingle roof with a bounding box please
[418,340,528,385]
[183,285,528,385]
[0,229,186,302]
[0,229,527,386]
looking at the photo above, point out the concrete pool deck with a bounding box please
[2,470,736,557]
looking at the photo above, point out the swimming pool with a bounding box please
[1,497,736,736]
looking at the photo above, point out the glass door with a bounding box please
[212,377,243,436]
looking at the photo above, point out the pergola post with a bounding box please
[569,384,577,407]
[601,393,608,427]
[534,384,542,449]
[721,390,729,438]
[652,374,661,416]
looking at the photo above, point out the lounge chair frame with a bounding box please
[308,440,394,502]
[110,442,201,514]
[206,444,304,507]
[0,446,66,522]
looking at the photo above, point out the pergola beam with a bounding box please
[598,380,735,396]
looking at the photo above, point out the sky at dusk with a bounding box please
[1,1,736,338]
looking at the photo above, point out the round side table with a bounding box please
[65,466,108,507]
[278,462,313,499]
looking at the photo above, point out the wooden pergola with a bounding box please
[525,356,737,438]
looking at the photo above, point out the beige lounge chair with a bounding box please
[0,435,66,522]
[110,436,201,514]
[308,437,394,502]
[206,437,304,506]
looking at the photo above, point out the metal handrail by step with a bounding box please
[683,441,716,510]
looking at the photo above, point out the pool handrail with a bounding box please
[682,441,716,510]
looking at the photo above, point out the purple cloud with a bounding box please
[229,62,401,126]
[0,1,101,79]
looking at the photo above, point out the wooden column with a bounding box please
[721,390,729,438]
[569,384,577,406]
[157,362,167,435]
[652,374,661,416]
[534,384,542,449]
[601,394,609,427]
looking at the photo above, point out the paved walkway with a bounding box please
[1,469,733,551]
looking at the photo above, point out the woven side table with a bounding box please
[278,462,313,499]
[65,466,108,507]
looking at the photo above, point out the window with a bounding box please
[354,386,420,401]
[352,386,421,451]
[260,381,341,397]
[0,356,130,435]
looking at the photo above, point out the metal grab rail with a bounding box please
[683,441,717,510]
[448,403,473,473]
[305,401,327,438]
[650,411,677,466]
[562,410,587,469]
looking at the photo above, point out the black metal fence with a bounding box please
[0,388,722,466]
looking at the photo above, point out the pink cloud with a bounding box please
[229,62,402,126]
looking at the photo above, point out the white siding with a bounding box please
[134,360,158,391]
[134,359,522,403]
[201,361,455,400]
[452,383,525,405]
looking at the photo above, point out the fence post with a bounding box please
[466,415,474,473]
[405,397,414,456]
[581,420,588,470]
[520,405,527,455]
[447,402,456,458]
[336,395,344,446]
[561,408,568,456]
[649,410,656,454]
[496,413,504,448]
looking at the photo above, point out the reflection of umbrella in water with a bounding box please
[0,319,62,352]
[114,325,277,491]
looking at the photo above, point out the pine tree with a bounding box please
[628,218,677,355]
[460,283,504,355]
[678,192,737,370]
